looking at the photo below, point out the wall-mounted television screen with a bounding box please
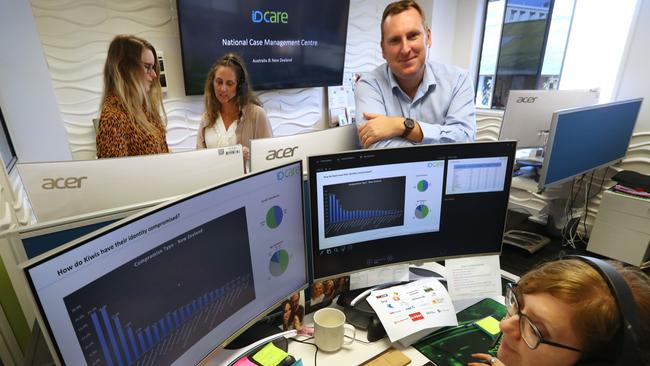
[177,0,350,95]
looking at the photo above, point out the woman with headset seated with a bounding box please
[196,53,272,162]
[469,257,649,366]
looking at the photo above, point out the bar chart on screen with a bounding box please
[62,208,255,366]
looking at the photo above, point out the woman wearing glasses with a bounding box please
[96,35,168,158]
[196,54,272,163]
[470,258,650,366]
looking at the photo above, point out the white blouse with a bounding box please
[204,114,238,148]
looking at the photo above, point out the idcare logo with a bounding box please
[251,10,288,24]
[276,166,301,181]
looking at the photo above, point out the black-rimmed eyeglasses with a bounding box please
[505,283,582,353]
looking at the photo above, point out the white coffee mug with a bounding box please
[313,307,356,352]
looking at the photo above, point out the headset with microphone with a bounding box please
[563,255,642,366]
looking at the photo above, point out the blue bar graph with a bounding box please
[80,275,254,366]
[112,315,132,365]
[127,326,140,358]
[100,307,124,366]
[90,311,114,366]
[323,177,405,238]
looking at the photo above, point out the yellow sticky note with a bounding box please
[252,342,289,366]
[476,316,501,336]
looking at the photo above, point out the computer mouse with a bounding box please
[366,315,386,342]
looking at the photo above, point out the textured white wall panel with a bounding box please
[30,0,345,158]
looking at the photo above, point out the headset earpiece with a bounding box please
[563,255,642,366]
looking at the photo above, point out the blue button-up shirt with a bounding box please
[354,60,476,148]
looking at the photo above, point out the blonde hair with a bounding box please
[100,34,166,137]
[518,259,650,362]
[203,53,260,129]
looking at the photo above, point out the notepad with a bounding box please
[252,342,289,366]
[476,316,501,336]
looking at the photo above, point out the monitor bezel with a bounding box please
[307,141,517,282]
[22,160,308,366]
[537,98,643,191]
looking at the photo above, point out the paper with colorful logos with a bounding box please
[366,278,458,342]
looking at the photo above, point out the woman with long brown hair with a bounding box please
[96,35,168,158]
[196,53,271,161]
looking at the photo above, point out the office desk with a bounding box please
[204,261,506,366]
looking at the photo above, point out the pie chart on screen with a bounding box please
[415,204,429,219]
[266,205,284,229]
[269,249,289,276]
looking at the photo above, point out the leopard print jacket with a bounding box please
[96,95,169,158]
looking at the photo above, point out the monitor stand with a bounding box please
[337,287,388,342]
[224,321,286,350]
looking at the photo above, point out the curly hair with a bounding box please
[203,53,261,129]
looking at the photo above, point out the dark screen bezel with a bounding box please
[307,142,517,281]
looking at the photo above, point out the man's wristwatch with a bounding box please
[402,117,415,137]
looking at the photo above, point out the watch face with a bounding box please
[405,118,415,129]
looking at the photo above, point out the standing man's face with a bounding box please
[381,8,431,86]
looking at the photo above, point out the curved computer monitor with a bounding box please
[538,98,643,190]
[499,89,599,148]
[22,161,307,366]
[308,141,517,281]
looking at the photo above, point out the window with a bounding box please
[0,106,17,170]
[475,0,638,109]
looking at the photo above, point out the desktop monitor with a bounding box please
[538,98,643,190]
[499,89,599,148]
[22,161,307,366]
[308,141,517,281]
[17,146,245,222]
[250,125,359,176]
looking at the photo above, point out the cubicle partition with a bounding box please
[18,145,245,222]
[250,125,359,176]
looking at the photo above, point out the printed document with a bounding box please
[366,278,457,342]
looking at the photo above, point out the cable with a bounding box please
[291,337,318,366]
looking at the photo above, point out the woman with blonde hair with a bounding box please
[96,34,168,158]
[196,53,271,161]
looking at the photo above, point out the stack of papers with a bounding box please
[365,278,458,343]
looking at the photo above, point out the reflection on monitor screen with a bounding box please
[308,142,516,281]
[24,161,307,366]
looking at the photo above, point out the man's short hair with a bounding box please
[381,0,427,40]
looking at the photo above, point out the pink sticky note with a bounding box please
[233,356,257,366]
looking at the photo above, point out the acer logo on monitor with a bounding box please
[515,97,539,103]
[266,146,299,160]
[41,176,88,190]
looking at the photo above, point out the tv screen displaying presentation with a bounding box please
[24,161,307,365]
[177,0,350,95]
[308,142,517,281]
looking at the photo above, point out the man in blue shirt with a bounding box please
[355,0,476,149]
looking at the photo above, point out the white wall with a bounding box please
[0,1,71,163]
